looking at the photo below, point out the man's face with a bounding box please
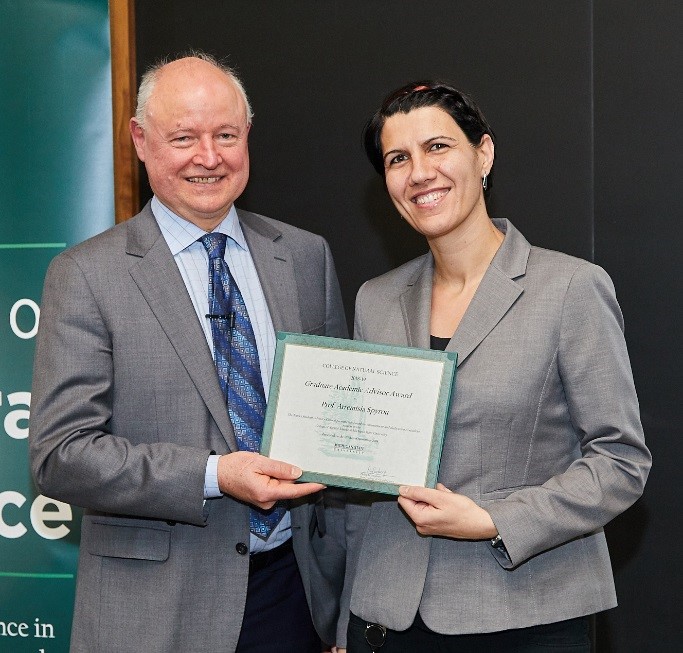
[130,58,251,230]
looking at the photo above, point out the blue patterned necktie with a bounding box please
[199,232,285,539]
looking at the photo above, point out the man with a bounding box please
[30,53,347,652]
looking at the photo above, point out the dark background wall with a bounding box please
[135,1,681,649]
[592,2,682,648]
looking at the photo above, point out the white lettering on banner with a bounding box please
[9,298,40,339]
[0,491,26,538]
[0,491,72,540]
[0,620,29,637]
[30,495,71,540]
[34,618,55,639]
[1,390,30,440]
[0,617,55,640]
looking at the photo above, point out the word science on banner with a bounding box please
[0,244,76,652]
[0,1,114,651]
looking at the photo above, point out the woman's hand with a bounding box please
[397,483,498,540]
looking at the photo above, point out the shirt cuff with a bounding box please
[204,454,222,499]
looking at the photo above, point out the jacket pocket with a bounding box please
[480,485,535,501]
[86,516,171,561]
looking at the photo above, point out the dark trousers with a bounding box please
[235,541,320,653]
[348,611,590,653]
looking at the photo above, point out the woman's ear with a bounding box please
[478,133,495,176]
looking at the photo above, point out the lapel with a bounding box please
[449,219,530,365]
[125,205,239,451]
[399,255,434,349]
[238,209,303,333]
[400,219,530,366]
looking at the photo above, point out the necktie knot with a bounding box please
[199,232,228,260]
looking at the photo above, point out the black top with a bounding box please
[430,335,450,351]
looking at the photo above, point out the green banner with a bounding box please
[0,1,113,650]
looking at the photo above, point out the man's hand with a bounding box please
[217,451,324,508]
[397,483,498,540]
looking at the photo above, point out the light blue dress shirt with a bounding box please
[152,197,291,552]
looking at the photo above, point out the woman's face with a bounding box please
[380,106,493,240]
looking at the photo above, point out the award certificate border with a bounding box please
[260,332,457,494]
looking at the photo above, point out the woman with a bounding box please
[337,82,651,652]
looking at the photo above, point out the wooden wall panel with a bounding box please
[110,0,139,223]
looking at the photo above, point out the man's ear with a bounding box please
[129,118,146,162]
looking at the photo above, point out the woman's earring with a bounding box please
[482,173,488,191]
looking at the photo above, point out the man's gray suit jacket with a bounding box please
[30,204,348,652]
[339,219,650,642]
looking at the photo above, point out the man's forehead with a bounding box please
[147,62,246,123]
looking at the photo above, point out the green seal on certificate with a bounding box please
[260,332,457,495]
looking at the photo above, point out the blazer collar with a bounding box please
[400,219,530,366]
[238,208,303,333]
[399,256,433,350]
[125,204,239,451]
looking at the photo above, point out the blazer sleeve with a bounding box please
[486,262,651,568]
[29,252,209,525]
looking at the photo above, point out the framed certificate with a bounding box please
[260,332,457,495]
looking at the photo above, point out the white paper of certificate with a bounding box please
[261,333,457,494]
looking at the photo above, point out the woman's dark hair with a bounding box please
[363,81,496,182]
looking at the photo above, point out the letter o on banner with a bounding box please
[9,298,40,339]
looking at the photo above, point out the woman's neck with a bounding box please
[428,215,504,290]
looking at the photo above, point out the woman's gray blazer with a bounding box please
[339,219,650,641]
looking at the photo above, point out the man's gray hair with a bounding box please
[134,50,254,128]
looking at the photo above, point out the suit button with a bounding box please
[235,542,248,555]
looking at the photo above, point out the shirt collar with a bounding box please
[151,196,248,255]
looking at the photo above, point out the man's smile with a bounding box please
[187,175,223,184]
